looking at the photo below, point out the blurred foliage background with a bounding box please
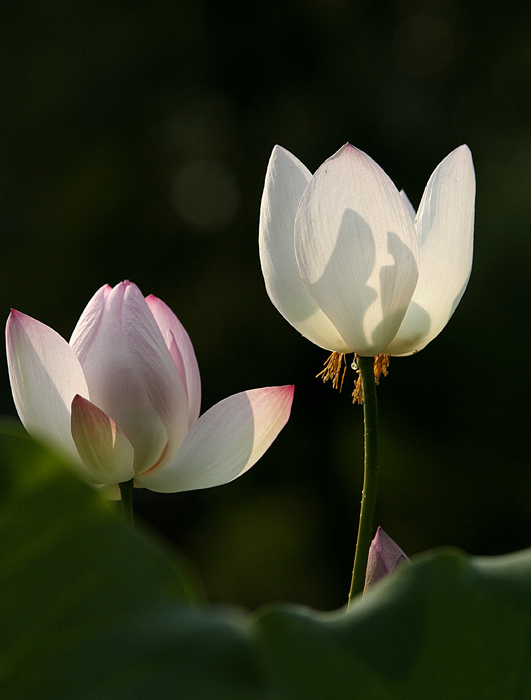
[1,0,531,611]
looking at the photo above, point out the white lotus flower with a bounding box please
[6,281,293,491]
[259,143,475,357]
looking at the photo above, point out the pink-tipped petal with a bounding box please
[6,310,89,464]
[70,282,189,475]
[387,145,475,356]
[136,385,294,493]
[364,527,410,592]
[259,146,349,352]
[295,144,419,355]
[146,295,201,427]
[71,395,135,484]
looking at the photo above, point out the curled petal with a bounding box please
[71,395,135,484]
[136,386,294,492]
[146,295,201,428]
[387,145,475,356]
[70,282,189,474]
[121,284,190,466]
[259,146,348,352]
[295,144,419,355]
[6,310,89,466]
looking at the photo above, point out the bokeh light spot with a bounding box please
[171,159,240,232]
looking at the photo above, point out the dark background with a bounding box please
[2,0,531,611]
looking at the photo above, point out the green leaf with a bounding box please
[253,548,531,698]
[0,423,211,698]
[2,421,531,699]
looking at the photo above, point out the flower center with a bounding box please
[317,352,390,404]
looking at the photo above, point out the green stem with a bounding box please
[119,479,134,526]
[348,355,379,606]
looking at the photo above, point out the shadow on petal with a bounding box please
[384,301,432,356]
[304,209,377,353]
[371,230,420,351]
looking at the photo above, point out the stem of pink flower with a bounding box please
[119,479,134,525]
[348,355,379,606]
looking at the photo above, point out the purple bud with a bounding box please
[364,527,409,592]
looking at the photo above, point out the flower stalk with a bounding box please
[119,479,134,525]
[348,355,379,605]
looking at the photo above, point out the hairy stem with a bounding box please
[348,355,379,605]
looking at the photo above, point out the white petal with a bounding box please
[146,295,201,428]
[135,386,294,493]
[6,310,89,466]
[259,146,349,352]
[400,190,417,222]
[71,395,135,484]
[386,145,475,356]
[295,144,419,356]
[71,282,189,474]
[69,284,112,359]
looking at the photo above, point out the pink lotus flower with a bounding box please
[6,282,293,492]
[364,527,410,592]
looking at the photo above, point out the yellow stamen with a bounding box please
[316,352,347,392]
[352,354,390,404]
[374,354,390,384]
